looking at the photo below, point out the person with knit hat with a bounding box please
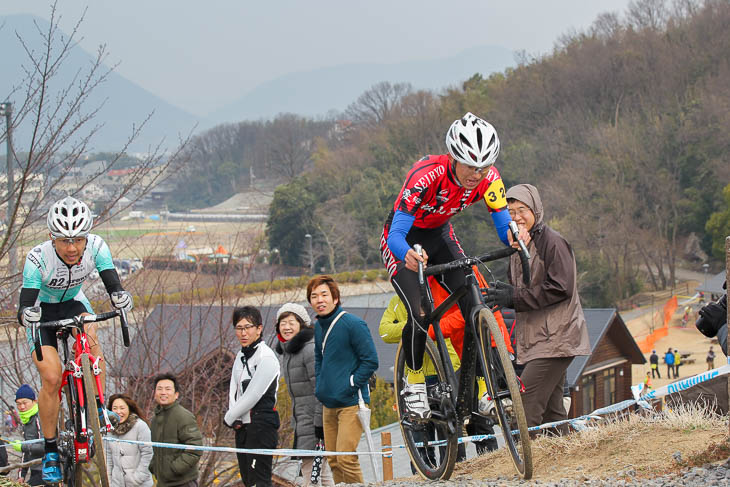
[13,384,45,485]
[275,303,334,486]
[224,306,280,487]
[485,184,590,436]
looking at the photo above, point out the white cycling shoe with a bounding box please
[479,393,512,417]
[401,382,431,420]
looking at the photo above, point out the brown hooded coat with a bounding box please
[506,184,590,365]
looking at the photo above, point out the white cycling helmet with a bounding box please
[445,112,500,168]
[47,196,93,238]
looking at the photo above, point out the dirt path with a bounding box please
[447,410,727,483]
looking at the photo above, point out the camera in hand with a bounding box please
[695,293,727,338]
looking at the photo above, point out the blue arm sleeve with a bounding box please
[387,210,415,261]
[491,210,511,246]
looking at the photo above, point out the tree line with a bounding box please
[265,0,730,307]
[174,0,730,307]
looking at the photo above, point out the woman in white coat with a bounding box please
[105,394,154,487]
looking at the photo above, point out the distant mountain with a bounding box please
[207,45,515,126]
[0,14,201,153]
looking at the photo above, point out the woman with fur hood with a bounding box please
[105,394,154,487]
[275,303,334,487]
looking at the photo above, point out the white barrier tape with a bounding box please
[104,437,384,457]
[398,363,730,450]
[13,365,729,460]
[638,364,730,401]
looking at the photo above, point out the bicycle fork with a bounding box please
[91,354,114,433]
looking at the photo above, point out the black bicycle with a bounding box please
[33,308,130,487]
[395,234,533,480]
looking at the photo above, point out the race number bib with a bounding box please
[484,179,507,210]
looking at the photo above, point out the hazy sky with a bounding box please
[0,0,634,116]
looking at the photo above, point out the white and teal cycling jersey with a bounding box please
[22,234,116,310]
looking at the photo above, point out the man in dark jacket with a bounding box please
[309,275,378,485]
[149,374,203,487]
[13,385,44,485]
[649,350,661,378]
[486,184,590,433]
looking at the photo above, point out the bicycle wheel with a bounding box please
[395,337,458,480]
[477,307,533,479]
[59,374,85,487]
[81,354,110,487]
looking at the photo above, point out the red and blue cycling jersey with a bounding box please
[382,154,511,263]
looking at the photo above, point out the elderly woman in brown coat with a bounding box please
[486,183,590,432]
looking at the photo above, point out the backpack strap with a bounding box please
[321,311,346,353]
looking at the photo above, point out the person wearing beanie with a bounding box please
[275,303,334,486]
[14,384,45,485]
[224,306,280,487]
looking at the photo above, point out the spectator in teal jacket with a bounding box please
[309,275,378,485]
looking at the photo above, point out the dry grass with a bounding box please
[449,404,728,482]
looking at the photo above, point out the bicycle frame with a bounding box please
[32,309,129,483]
[400,238,533,480]
[417,269,491,426]
[57,324,108,463]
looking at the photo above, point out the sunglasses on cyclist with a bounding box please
[53,237,87,246]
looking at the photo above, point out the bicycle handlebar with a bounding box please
[33,309,130,361]
[423,247,516,277]
[420,244,531,286]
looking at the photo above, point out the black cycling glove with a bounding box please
[315,426,325,440]
[485,281,514,309]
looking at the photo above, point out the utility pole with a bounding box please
[305,233,314,275]
[0,101,16,281]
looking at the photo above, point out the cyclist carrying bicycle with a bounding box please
[17,196,134,483]
[380,112,529,419]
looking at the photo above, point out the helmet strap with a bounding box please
[449,159,463,188]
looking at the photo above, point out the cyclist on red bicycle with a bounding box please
[17,196,133,483]
[380,112,529,419]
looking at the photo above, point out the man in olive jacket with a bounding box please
[149,373,203,487]
[486,184,590,432]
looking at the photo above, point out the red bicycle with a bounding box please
[32,308,129,487]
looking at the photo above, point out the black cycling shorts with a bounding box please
[25,300,91,354]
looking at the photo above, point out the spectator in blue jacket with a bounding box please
[308,275,378,485]
[664,348,675,379]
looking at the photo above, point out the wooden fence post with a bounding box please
[381,431,393,482]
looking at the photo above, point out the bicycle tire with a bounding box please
[395,338,458,480]
[59,375,85,487]
[81,354,110,487]
[477,307,533,479]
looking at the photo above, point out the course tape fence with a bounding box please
[3,364,729,458]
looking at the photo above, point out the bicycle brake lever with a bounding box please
[413,244,425,285]
[509,221,530,260]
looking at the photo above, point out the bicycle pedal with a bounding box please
[401,417,428,431]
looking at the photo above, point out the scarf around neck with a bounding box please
[114,413,139,436]
[19,403,38,424]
